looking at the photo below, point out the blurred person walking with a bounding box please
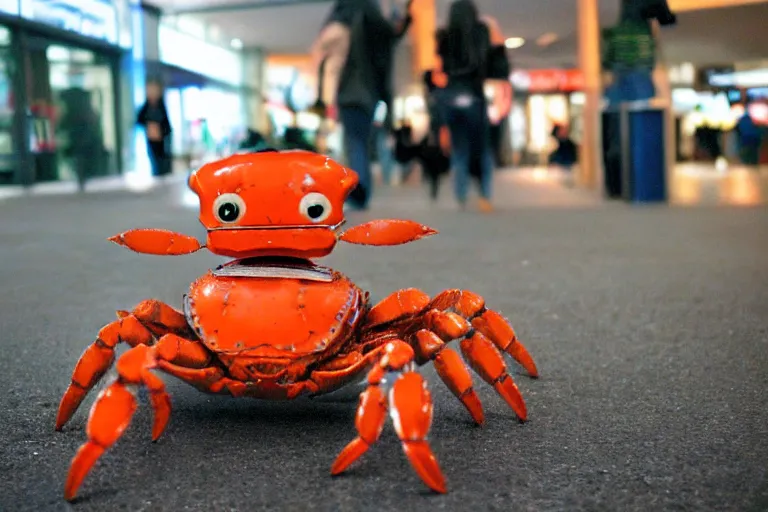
[311,0,412,210]
[137,79,173,178]
[434,0,510,212]
[57,81,105,191]
[735,104,764,166]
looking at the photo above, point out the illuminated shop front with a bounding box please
[155,22,251,169]
[0,0,134,186]
[263,55,335,154]
[509,69,585,165]
[671,66,768,164]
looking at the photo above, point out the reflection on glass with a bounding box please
[166,85,246,163]
[28,38,117,185]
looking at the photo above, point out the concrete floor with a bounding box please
[0,168,766,511]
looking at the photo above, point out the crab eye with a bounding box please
[213,193,246,224]
[299,192,332,223]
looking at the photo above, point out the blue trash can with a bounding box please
[628,108,667,202]
[619,105,667,203]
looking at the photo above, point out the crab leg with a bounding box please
[429,289,539,377]
[414,329,485,425]
[414,307,529,424]
[330,386,388,475]
[56,299,192,431]
[471,310,539,378]
[64,334,210,501]
[459,332,527,422]
[332,341,447,493]
[56,315,153,431]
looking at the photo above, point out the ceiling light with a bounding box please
[505,37,525,50]
[536,32,559,47]
[230,38,243,49]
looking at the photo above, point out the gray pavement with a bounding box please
[1,170,767,511]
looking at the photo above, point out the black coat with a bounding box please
[329,0,411,113]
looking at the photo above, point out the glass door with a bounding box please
[25,36,118,184]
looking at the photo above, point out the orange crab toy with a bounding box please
[55,149,539,501]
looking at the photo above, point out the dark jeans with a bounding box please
[148,138,172,177]
[440,90,493,203]
[339,106,374,208]
[70,151,97,191]
[739,143,760,166]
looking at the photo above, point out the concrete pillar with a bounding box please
[577,0,603,189]
[650,20,675,195]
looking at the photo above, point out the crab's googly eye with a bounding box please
[213,193,246,224]
[299,192,332,223]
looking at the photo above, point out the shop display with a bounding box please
[55,149,540,501]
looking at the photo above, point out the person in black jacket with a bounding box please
[435,0,500,212]
[137,79,173,177]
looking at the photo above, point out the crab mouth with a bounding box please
[207,219,346,233]
[205,220,346,259]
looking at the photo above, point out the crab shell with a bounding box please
[182,259,370,398]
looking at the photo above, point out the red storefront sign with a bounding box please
[510,69,585,93]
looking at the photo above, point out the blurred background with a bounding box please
[1,2,767,509]
[0,0,764,204]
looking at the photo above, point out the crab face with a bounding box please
[188,150,358,259]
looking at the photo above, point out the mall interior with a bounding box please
[0,1,766,511]
[0,0,765,203]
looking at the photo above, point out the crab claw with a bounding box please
[108,228,203,256]
[339,220,437,246]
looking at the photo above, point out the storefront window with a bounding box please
[163,85,246,164]
[0,25,15,185]
[21,0,118,45]
[26,38,118,183]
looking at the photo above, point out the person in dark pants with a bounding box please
[57,86,104,191]
[137,79,172,177]
[435,0,498,212]
[735,107,764,166]
[313,0,411,210]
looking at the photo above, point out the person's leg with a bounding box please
[428,170,439,200]
[445,105,471,207]
[73,154,86,191]
[478,112,495,202]
[340,107,373,208]
[160,137,173,176]
[147,141,162,176]
[462,99,494,210]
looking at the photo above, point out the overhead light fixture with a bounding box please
[505,37,525,50]
[230,38,243,49]
[536,32,558,47]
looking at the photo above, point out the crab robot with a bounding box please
[55,149,539,501]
